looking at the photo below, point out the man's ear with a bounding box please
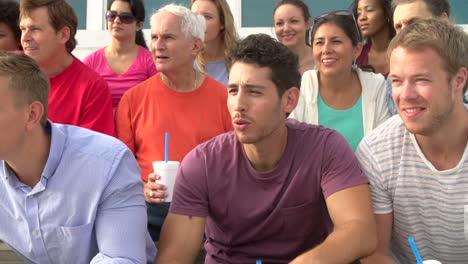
[25,101,45,131]
[452,66,468,95]
[192,38,204,55]
[282,87,300,114]
[58,26,71,46]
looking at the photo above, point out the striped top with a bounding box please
[356,115,468,263]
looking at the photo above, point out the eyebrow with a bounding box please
[151,32,176,38]
[389,73,432,79]
[398,16,423,27]
[227,83,266,90]
[357,5,373,10]
[314,36,342,41]
[199,11,214,16]
[406,17,423,25]
[275,16,300,20]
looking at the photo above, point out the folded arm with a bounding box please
[290,185,377,264]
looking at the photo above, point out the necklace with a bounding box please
[161,71,198,91]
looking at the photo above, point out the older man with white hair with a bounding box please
[115,4,232,243]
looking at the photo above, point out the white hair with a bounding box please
[150,4,206,42]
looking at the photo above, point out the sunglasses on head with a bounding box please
[306,10,362,46]
[106,10,136,24]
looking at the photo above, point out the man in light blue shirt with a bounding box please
[0,52,156,263]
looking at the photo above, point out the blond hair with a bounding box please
[0,52,49,126]
[191,0,239,72]
[388,18,468,95]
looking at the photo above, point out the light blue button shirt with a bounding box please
[0,122,156,263]
[386,78,397,116]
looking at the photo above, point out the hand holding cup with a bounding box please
[152,161,180,202]
[145,173,168,203]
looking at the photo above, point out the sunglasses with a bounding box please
[106,10,136,24]
[306,10,362,46]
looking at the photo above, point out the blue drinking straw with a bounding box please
[164,132,170,163]
[408,237,423,264]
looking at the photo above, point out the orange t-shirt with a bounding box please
[116,73,233,181]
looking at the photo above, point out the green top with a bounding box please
[318,95,364,151]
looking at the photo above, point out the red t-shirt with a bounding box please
[171,119,368,263]
[115,73,233,182]
[48,57,114,136]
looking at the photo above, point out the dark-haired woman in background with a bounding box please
[84,0,157,112]
[352,0,395,77]
[0,0,22,51]
[273,0,314,75]
[290,11,390,151]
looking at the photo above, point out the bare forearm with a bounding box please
[361,254,396,264]
[155,237,201,264]
[290,220,376,264]
[155,214,205,264]
[155,250,197,264]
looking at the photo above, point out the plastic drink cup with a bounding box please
[422,261,441,264]
[152,161,180,202]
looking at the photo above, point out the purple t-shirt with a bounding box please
[170,120,368,263]
[83,46,157,111]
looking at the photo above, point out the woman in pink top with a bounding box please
[84,0,157,112]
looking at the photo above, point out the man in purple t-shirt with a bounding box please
[155,34,377,264]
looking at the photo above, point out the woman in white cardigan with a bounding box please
[290,11,390,151]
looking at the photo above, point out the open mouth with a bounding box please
[233,118,251,131]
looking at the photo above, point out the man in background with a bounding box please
[20,0,114,135]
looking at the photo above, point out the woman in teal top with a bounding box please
[290,11,390,151]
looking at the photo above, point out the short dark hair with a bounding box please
[227,33,301,96]
[0,52,50,127]
[351,0,396,38]
[273,0,311,23]
[107,0,148,49]
[20,0,78,53]
[0,0,21,49]
[391,0,450,17]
